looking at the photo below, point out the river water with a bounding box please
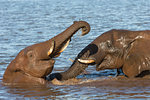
[1,0,150,99]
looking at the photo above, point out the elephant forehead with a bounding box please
[116,36,128,47]
[98,40,110,50]
[98,42,107,49]
[15,50,27,62]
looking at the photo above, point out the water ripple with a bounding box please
[1,0,150,99]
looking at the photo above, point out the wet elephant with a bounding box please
[49,29,150,80]
[3,21,90,85]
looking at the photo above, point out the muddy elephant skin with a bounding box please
[49,29,150,80]
[3,21,90,85]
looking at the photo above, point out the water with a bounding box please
[0,0,150,99]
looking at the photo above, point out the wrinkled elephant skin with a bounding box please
[49,29,150,80]
[3,21,90,85]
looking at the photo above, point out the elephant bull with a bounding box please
[3,21,90,85]
[49,29,150,80]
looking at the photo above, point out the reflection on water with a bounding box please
[0,0,150,99]
[6,85,66,99]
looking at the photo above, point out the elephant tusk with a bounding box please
[59,39,70,53]
[78,59,95,64]
[47,41,55,56]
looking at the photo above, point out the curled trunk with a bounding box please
[36,21,90,59]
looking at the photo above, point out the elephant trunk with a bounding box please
[49,60,88,81]
[48,49,91,81]
[59,60,88,80]
[30,21,90,60]
[50,21,90,55]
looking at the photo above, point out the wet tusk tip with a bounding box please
[47,52,50,56]
[47,50,52,56]
[47,41,55,56]
[59,39,70,53]
[78,59,95,64]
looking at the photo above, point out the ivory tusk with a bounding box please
[47,41,55,56]
[78,59,95,64]
[59,39,70,53]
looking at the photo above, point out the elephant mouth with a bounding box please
[52,39,71,58]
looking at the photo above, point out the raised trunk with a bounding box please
[50,21,90,55]
[31,21,90,60]
[37,21,90,59]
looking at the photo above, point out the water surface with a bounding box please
[1,0,150,99]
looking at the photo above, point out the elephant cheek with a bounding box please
[39,60,55,77]
[44,60,55,76]
[27,59,55,78]
[91,51,106,64]
[43,65,54,77]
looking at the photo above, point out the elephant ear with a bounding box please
[106,40,113,48]
[125,39,136,51]
[125,35,145,52]
[124,36,144,57]
[123,38,150,77]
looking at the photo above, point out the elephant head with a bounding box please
[49,29,150,80]
[3,21,90,85]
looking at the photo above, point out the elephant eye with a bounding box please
[29,54,33,57]
[27,51,34,58]
[107,43,111,48]
[106,40,112,48]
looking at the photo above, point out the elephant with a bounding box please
[2,21,90,85]
[48,29,150,80]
